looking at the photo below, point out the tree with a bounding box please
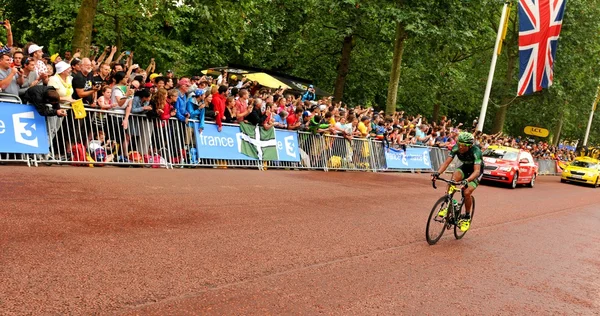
[71,0,99,57]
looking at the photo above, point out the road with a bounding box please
[1,167,599,315]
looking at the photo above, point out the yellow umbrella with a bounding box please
[244,72,290,89]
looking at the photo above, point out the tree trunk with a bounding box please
[385,22,407,115]
[552,108,565,146]
[71,0,99,57]
[333,35,354,103]
[432,100,441,123]
[491,49,517,134]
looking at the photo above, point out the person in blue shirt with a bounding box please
[301,85,316,101]
[273,110,288,129]
[174,78,191,123]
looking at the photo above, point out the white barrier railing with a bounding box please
[0,103,566,174]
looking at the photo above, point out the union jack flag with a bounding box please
[518,0,567,96]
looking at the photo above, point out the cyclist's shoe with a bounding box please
[437,207,448,218]
[459,213,471,232]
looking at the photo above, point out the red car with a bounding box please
[481,145,539,189]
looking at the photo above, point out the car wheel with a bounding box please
[528,174,536,188]
[560,179,567,183]
[510,173,518,189]
[594,176,599,188]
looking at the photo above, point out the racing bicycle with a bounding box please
[426,177,476,245]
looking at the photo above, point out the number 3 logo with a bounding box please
[12,111,39,148]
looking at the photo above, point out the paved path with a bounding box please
[1,167,598,315]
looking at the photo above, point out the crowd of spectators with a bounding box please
[0,19,577,165]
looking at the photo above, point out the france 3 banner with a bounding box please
[0,102,49,154]
[384,147,433,170]
[194,122,300,162]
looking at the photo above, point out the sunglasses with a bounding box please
[458,142,472,146]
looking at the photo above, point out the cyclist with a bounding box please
[431,131,483,232]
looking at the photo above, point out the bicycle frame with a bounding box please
[433,178,465,225]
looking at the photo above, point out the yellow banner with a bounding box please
[524,126,549,137]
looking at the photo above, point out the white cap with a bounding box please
[55,61,71,74]
[319,104,327,111]
[28,44,44,55]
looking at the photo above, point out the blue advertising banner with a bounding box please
[194,122,300,161]
[0,102,49,154]
[384,147,433,170]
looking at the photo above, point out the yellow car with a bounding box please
[560,157,600,187]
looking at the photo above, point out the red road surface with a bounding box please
[1,167,599,315]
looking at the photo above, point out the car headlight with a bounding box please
[588,172,596,177]
[499,167,512,172]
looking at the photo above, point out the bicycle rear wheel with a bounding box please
[454,196,475,239]
[426,196,449,245]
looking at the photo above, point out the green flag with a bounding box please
[239,122,278,160]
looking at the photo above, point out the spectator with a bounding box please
[224,96,237,124]
[11,51,24,68]
[235,89,251,122]
[18,57,44,98]
[273,110,288,129]
[301,84,316,101]
[0,52,24,96]
[187,89,207,133]
[0,20,13,54]
[72,58,100,105]
[22,85,67,117]
[356,116,370,138]
[211,85,228,131]
[28,44,48,77]
[174,78,191,123]
[245,98,264,126]
[47,61,74,103]
[96,86,113,110]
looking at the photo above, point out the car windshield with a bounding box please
[571,161,597,169]
[482,149,518,161]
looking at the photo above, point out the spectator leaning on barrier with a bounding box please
[187,89,206,133]
[235,88,251,122]
[174,78,190,124]
[212,85,228,132]
[224,96,237,124]
[23,85,67,117]
[245,98,264,126]
[0,52,23,96]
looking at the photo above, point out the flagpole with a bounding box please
[582,84,600,146]
[476,1,510,132]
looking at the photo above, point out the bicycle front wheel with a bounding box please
[426,196,449,245]
[454,196,475,240]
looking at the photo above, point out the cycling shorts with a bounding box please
[456,164,483,188]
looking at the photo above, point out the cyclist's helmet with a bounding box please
[458,132,474,145]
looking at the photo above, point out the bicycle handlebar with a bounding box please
[431,177,463,189]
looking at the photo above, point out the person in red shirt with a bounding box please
[287,108,302,130]
[235,89,251,122]
[211,85,228,132]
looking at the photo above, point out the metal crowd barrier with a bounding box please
[0,103,569,174]
[535,159,560,175]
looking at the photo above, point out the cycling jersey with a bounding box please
[449,144,484,188]
[449,144,484,167]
